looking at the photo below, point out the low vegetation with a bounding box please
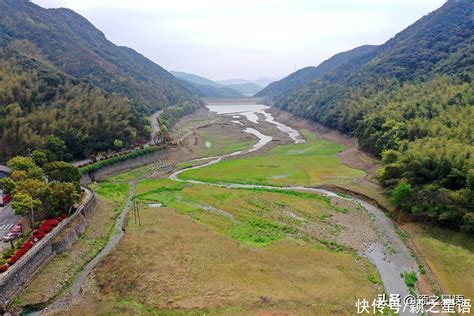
[71,191,380,314]
[78,146,160,175]
[405,224,474,299]
[179,130,365,186]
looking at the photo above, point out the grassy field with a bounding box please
[14,182,130,309]
[53,175,382,315]
[107,165,159,182]
[405,224,474,299]
[72,189,381,315]
[179,131,366,187]
[136,179,356,248]
[194,127,256,157]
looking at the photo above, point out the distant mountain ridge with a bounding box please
[218,77,276,88]
[255,45,378,101]
[171,71,244,98]
[226,82,262,96]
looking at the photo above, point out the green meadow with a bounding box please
[179,130,366,186]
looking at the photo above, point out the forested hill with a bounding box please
[269,0,474,231]
[171,71,244,98]
[256,45,378,101]
[0,0,195,113]
[0,0,200,162]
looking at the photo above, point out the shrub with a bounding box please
[40,224,54,233]
[44,219,59,227]
[390,183,412,207]
[79,146,160,175]
[33,231,46,240]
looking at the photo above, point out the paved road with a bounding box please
[0,204,21,242]
[149,110,163,144]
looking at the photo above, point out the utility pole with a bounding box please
[30,196,35,230]
[137,200,141,226]
[134,200,141,226]
[133,199,137,225]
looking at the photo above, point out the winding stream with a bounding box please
[174,104,419,314]
[39,104,418,315]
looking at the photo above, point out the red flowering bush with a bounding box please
[8,248,28,264]
[33,231,46,240]
[44,219,59,227]
[0,264,8,273]
[40,224,54,233]
[21,241,33,251]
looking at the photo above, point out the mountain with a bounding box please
[266,0,474,231]
[171,71,222,88]
[256,45,378,101]
[0,0,195,114]
[217,77,277,88]
[171,71,244,98]
[225,83,262,96]
[0,0,200,161]
[254,77,277,88]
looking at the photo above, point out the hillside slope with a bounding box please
[272,0,474,231]
[226,82,262,96]
[0,0,195,113]
[0,48,148,161]
[256,45,378,101]
[171,71,244,98]
[0,0,201,161]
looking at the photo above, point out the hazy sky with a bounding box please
[32,0,445,81]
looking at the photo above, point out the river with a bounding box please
[38,102,418,315]
[173,102,419,315]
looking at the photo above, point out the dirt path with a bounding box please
[36,182,137,314]
[149,110,163,144]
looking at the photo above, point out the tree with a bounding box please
[0,177,15,194]
[31,150,50,167]
[113,139,123,149]
[14,179,47,201]
[46,136,68,161]
[390,183,412,208]
[43,161,81,186]
[7,156,44,180]
[7,156,36,172]
[11,192,41,228]
[45,182,79,216]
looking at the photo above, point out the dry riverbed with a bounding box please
[17,100,472,315]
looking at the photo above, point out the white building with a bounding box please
[0,165,12,207]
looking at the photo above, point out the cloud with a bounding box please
[32,0,446,80]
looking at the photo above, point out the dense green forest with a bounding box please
[0,48,148,161]
[0,0,201,162]
[260,0,474,231]
[0,0,194,114]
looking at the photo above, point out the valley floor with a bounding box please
[12,101,473,315]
